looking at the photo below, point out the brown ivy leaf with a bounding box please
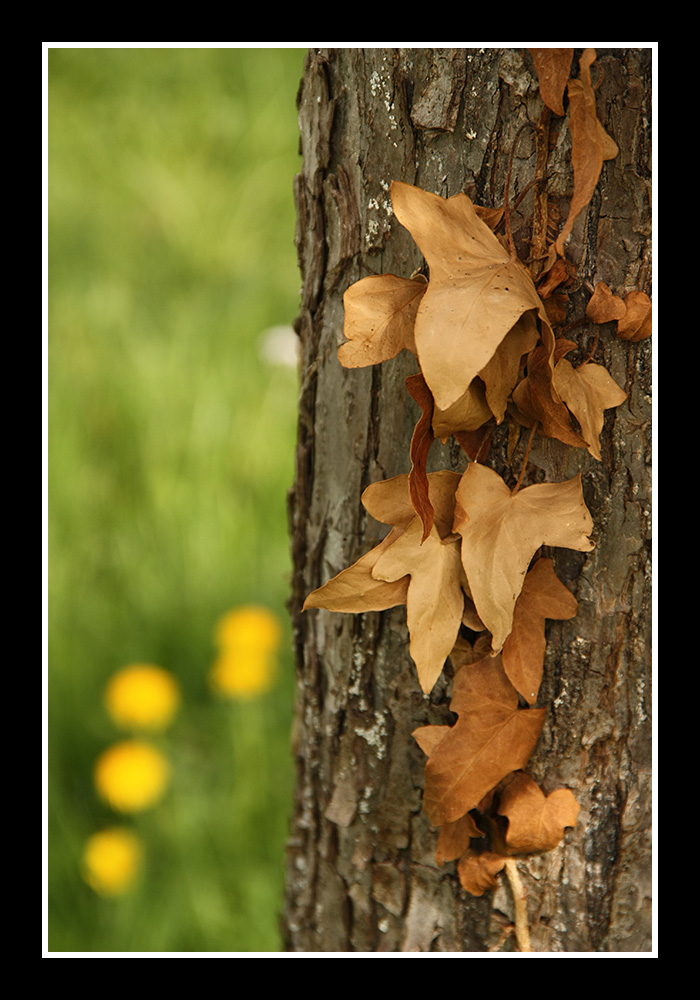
[435,812,485,866]
[363,471,461,540]
[553,358,627,460]
[453,463,594,652]
[457,849,507,896]
[479,311,540,424]
[405,373,438,541]
[511,342,588,449]
[415,655,546,825]
[555,49,619,257]
[337,273,425,368]
[373,517,467,694]
[390,181,554,411]
[528,48,574,116]
[303,471,459,615]
[501,557,578,704]
[302,528,409,614]
[431,379,493,441]
[617,290,652,342]
[496,771,580,855]
[586,281,626,324]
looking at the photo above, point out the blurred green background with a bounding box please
[47,46,307,953]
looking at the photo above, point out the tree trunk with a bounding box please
[285,47,652,953]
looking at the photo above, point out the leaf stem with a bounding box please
[504,859,532,952]
[511,421,538,495]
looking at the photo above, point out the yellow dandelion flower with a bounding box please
[209,605,282,699]
[104,663,181,732]
[82,827,143,897]
[214,605,281,655]
[94,739,170,813]
[209,648,276,698]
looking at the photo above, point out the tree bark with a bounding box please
[285,47,652,953]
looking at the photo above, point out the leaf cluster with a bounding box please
[303,48,647,905]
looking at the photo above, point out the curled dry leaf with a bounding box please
[554,49,619,258]
[501,557,578,704]
[414,655,546,826]
[586,281,626,324]
[553,358,628,461]
[405,373,438,541]
[617,290,652,342]
[337,273,424,368]
[528,48,574,116]
[497,771,580,855]
[453,463,594,653]
[457,849,507,896]
[511,342,588,449]
[390,180,555,412]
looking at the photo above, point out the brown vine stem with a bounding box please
[511,421,538,495]
[504,859,532,952]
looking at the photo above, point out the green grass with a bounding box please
[47,46,306,953]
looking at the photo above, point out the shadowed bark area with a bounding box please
[285,47,651,953]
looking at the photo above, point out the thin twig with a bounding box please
[504,859,532,952]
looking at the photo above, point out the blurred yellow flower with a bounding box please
[104,663,181,732]
[209,605,281,698]
[82,827,143,897]
[214,605,281,653]
[94,739,170,813]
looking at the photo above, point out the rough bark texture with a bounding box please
[285,47,652,953]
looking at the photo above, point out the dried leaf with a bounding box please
[511,342,588,449]
[528,48,574,116]
[555,49,619,257]
[405,373,437,540]
[453,463,594,652]
[497,771,580,854]
[373,517,467,694]
[553,358,627,460]
[617,290,652,342]
[338,273,425,368]
[457,849,507,896]
[390,181,554,411]
[501,558,578,704]
[432,378,492,441]
[303,528,409,613]
[436,813,484,866]
[586,281,626,324]
[416,655,546,825]
[363,471,461,540]
[479,311,540,424]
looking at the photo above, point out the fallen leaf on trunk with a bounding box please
[457,849,508,896]
[415,654,546,825]
[338,273,425,368]
[553,358,627,460]
[554,49,619,257]
[453,463,594,652]
[496,771,580,854]
[390,180,554,411]
[373,517,467,693]
[501,558,578,704]
[528,48,574,116]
